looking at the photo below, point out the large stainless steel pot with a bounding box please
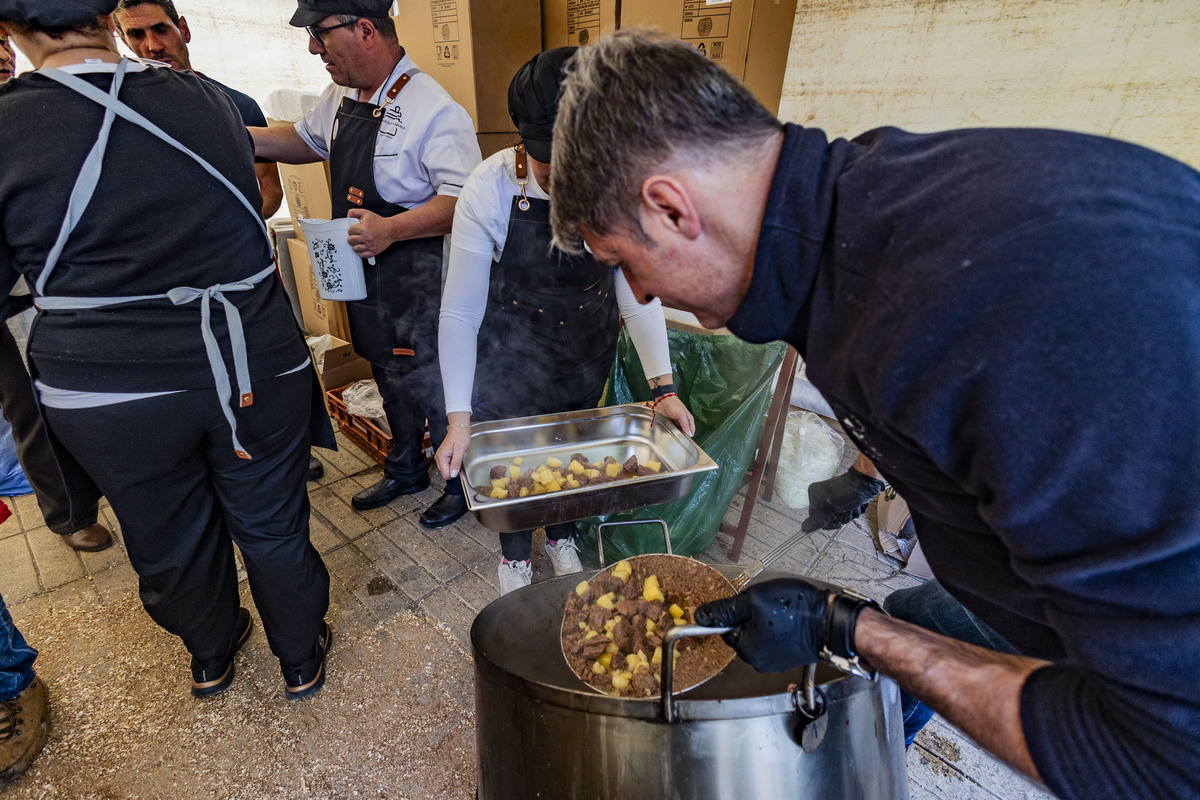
[473,567,909,799]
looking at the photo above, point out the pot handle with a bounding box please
[660,624,733,723]
[596,518,672,567]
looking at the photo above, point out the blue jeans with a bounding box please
[0,592,37,700]
[882,580,1016,747]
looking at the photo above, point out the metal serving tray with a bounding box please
[460,405,718,533]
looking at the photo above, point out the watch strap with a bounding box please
[650,382,677,400]
[819,588,882,680]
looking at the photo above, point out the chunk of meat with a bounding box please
[615,599,641,617]
[578,636,610,660]
[587,604,612,631]
[631,672,657,697]
[489,465,507,480]
[610,652,627,671]
[611,618,635,652]
[623,455,639,473]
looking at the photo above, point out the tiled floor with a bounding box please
[0,424,1053,800]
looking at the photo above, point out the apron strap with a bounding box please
[34,59,278,459]
[36,60,271,291]
[370,67,422,118]
[35,60,128,296]
[514,144,531,212]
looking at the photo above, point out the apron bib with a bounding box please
[475,146,619,420]
[329,68,443,372]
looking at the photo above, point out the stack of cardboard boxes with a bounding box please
[541,0,797,115]
[276,1,797,389]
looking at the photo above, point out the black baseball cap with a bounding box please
[290,0,393,27]
[507,47,577,164]
[0,0,117,26]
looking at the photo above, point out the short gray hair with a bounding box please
[550,28,782,253]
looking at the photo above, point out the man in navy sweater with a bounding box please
[548,30,1200,800]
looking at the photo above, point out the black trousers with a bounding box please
[0,323,99,535]
[43,370,329,672]
[371,361,461,496]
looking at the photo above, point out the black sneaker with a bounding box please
[284,623,332,701]
[191,608,252,698]
[0,676,49,788]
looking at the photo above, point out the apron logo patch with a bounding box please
[378,105,405,138]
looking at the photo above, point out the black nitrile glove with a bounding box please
[801,468,886,533]
[695,578,830,673]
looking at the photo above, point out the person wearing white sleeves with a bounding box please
[434,48,695,596]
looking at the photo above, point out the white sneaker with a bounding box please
[544,537,582,576]
[497,558,533,596]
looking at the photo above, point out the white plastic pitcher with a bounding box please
[297,217,374,301]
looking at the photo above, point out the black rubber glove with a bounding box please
[801,468,886,533]
[695,578,830,673]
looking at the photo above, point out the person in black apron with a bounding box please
[253,1,481,528]
[435,49,695,595]
[0,0,334,702]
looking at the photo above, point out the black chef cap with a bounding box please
[290,0,393,27]
[507,47,577,164]
[0,0,117,26]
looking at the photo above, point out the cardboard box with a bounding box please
[277,160,333,243]
[309,335,373,392]
[287,237,353,341]
[619,0,796,114]
[741,0,798,115]
[269,219,305,327]
[541,0,619,49]
[477,131,520,160]
[392,0,542,133]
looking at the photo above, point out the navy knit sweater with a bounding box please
[0,66,305,392]
[727,124,1200,799]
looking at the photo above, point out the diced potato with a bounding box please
[566,477,580,489]
[612,560,632,583]
[587,468,601,478]
[547,456,563,468]
[605,462,621,478]
[546,479,563,492]
[568,459,586,474]
[575,580,590,596]
[490,477,509,489]
[519,487,530,497]
[645,619,657,633]
[578,621,588,630]
[599,652,613,668]
[532,484,547,495]
[584,630,598,640]
[512,457,523,466]
[651,645,663,665]
[646,460,662,472]
[489,488,507,499]
[642,575,665,603]
[604,642,619,655]
[595,593,616,610]
[508,465,520,479]
[668,603,685,620]
[611,672,631,689]
[592,661,607,674]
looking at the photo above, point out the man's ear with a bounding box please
[178,16,191,44]
[641,176,701,241]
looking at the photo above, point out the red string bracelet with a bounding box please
[646,392,678,427]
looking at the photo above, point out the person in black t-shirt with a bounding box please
[547,29,1200,800]
[113,0,283,219]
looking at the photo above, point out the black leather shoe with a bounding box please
[419,492,469,529]
[191,608,252,698]
[351,477,427,510]
[307,456,324,482]
[285,623,332,701]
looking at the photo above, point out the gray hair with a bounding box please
[549,28,782,254]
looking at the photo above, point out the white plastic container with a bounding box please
[297,217,371,301]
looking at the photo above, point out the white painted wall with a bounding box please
[9,1,332,113]
[780,0,1200,169]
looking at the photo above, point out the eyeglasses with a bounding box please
[306,18,359,48]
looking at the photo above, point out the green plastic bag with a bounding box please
[574,327,786,563]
